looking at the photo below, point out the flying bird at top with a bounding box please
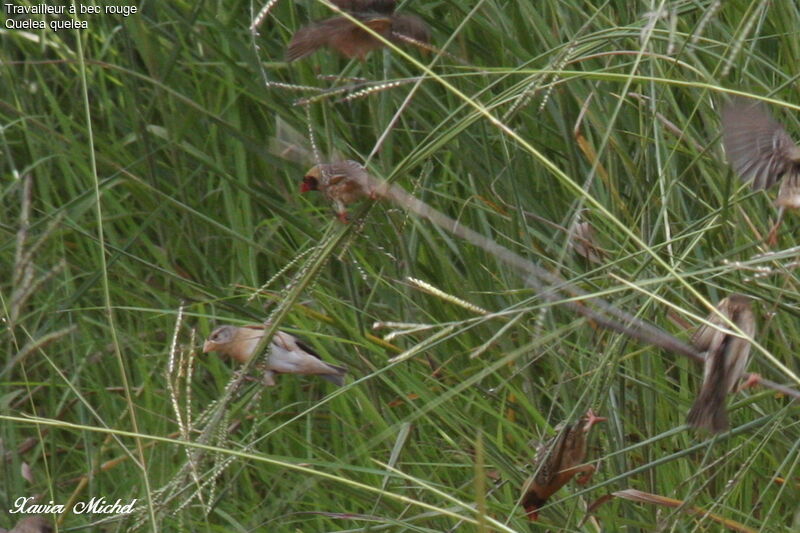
[286,0,430,61]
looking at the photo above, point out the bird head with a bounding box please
[301,166,322,193]
[203,325,236,354]
[521,490,547,521]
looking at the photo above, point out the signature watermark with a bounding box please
[9,496,137,515]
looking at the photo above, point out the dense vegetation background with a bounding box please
[2,0,799,531]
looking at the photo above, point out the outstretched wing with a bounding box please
[721,98,799,190]
[391,14,430,44]
[287,18,352,61]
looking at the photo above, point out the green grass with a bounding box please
[2,0,800,531]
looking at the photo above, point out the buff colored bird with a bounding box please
[520,409,606,521]
[687,294,757,433]
[301,160,383,222]
[0,516,53,533]
[286,0,429,61]
[202,324,347,386]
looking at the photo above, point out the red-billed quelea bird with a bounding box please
[203,324,347,386]
[520,409,606,521]
[286,0,429,61]
[687,294,757,433]
[301,160,384,222]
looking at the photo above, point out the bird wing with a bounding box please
[325,160,366,184]
[532,424,574,485]
[269,117,315,165]
[287,18,353,61]
[721,98,799,190]
[315,161,362,191]
[294,337,324,360]
[391,14,430,44]
[362,16,392,34]
[691,310,726,352]
[271,329,324,360]
[721,304,755,392]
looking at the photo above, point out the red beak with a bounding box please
[524,506,539,521]
[300,175,318,193]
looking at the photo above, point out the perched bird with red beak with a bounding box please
[203,324,347,386]
[286,0,429,61]
[520,409,606,521]
[687,294,757,433]
[0,516,52,533]
[301,160,383,222]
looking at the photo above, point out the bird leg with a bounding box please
[584,409,608,431]
[573,464,597,485]
[766,207,785,247]
[333,200,350,223]
[738,372,762,392]
[260,369,277,387]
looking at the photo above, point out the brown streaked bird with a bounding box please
[520,409,606,521]
[0,516,53,533]
[286,1,429,62]
[202,324,347,386]
[687,294,757,433]
[301,160,384,222]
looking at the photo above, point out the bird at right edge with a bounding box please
[721,97,800,243]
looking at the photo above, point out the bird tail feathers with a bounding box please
[320,364,347,386]
[687,381,729,433]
